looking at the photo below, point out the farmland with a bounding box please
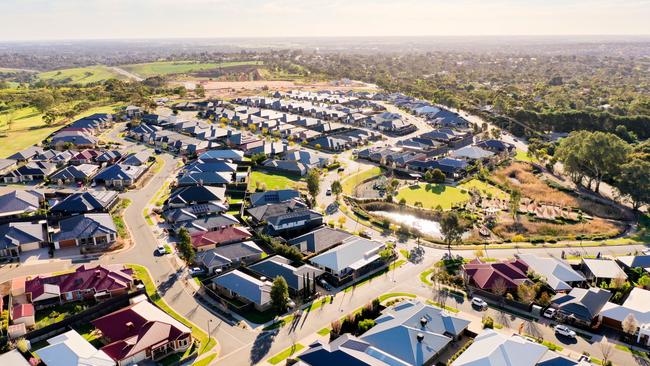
[120,60,263,78]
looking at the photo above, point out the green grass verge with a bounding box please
[389,259,406,271]
[420,268,434,286]
[317,328,331,336]
[396,183,470,210]
[127,265,216,355]
[192,354,217,366]
[399,249,410,259]
[615,344,649,359]
[341,166,382,195]
[267,343,305,365]
[426,300,460,313]
[143,209,154,226]
[378,292,416,302]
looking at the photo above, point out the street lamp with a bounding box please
[207,319,214,336]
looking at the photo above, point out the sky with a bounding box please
[0,0,649,41]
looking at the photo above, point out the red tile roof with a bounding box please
[72,149,101,160]
[463,259,530,291]
[190,226,252,249]
[12,303,34,319]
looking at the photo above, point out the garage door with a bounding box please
[21,241,42,252]
[58,239,77,248]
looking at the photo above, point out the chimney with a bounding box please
[420,317,428,327]
[417,333,424,343]
[126,322,134,329]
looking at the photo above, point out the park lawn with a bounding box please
[0,104,120,158]
[396,183,470,210]
[514,149,538,163]
[460,179,509,200]
[38,65,125,84]
[127,265,216,356]
[248,170,303,192]
[121,60,263,78]
[341,166,383,195]
[267,344,305,365]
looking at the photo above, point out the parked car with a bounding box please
[156,245,167,256]
[189,267,205,276]
[326,189,332,196]
[554,324,576,338]
[359,230,371,239]
[543,308,557,319]
[578,355,591,363]
[471,297,488,310]
[320,279,333,291]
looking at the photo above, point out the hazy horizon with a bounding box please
[1,0,649,41]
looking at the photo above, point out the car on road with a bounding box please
[189,267,205,276]
[554,324,576,338]
[326,189,332,196]
[471,297,488,310]
[359,230,371,239]
[543,308,557,319]
[325,203,339,215]
[320,279,333,291]
[156,245,168,256]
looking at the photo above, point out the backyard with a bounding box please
[248,170,304,192]
[395,183,470,210]
[34,301,93,329]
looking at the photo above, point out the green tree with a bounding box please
[306,169,321,205]
[509,189,521,222]
[195,84,206,98]
[331,180,342,198]
[270,276,289,313]
[32,92,55,113]
[176,228,196,264]
[431,168,446,183]
[440,211,464,256]
[250,153,267,166]
[42,110,58,126]
[616,159,650,210]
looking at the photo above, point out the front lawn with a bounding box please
[248,170,303,192]
[396,183,470,210]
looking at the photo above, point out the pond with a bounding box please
[372,211,444,239]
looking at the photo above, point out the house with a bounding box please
[50,191,119,215]
[25,264,133,304]
[462,258,530,293]
[309,237,386,285]
[53,213,117,249]
[35,330,115,366]
[263,160,308,176]
[196,241,265,273]
[92,299,192,365]
[96,150,123,165]
[0,221,46,259]
[516,254,585,292]
[616,255,650,273]
[283,150,329,169]
[162,202,228,224]
[197,149,245,162]
[11,303,35,327]
[266,209,323,236]
[174,213,240,234]
[49,164,99,184]
[34,149,75,166]
[0,349,31,366]
[288,227,355,255]
[249,189,301,208]
[93,164,147,188]
[177,171,234,187]
[190,226,252,251]
[580,258,627,283]
[211,269,272,311]
[246,199,309,225]
[449,145,494,161]
[450,330,548,366]
[476,139,515,154]
[70,149,102,165]
[122,152,150,166]
[50,131,99,149]
[4,161,57,182]
[551,288,612,327]
[0,158,17,175]
[167,186,227,208]
[428,109,470,128]
[8,146,45,162]
[298,334,402,366]
[249,255,323,294]
[600,287,650,346]
[124,105,143,118]
[0,189,43,218]
[407,158,469,180]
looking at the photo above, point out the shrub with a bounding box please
[358,319,376,333]
[512,234,525,242]
[331,320,342,335]
[49,311,60,319]
[482,315,494,329]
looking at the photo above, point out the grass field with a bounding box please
[341,166,383,195]
[121,60,263,78]
[0,103,120,158]
[38,66,125,84]
[460,179,509,199]
[396,183,470,210]
[514,149,539,163]
[248,170,303,192]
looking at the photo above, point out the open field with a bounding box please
[248,170,304,192]
[514,149,539,163]
[396,183,470,210]
[121,60,262,78]
[38,66,125,84]
[0,104,120,158]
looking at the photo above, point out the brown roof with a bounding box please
[12,303,34,319]
[190,226,252,249]
[463,259,530,291]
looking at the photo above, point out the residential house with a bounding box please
[190,226,252,251]
[309,237,386,285]
[264,208,322,236]
[599,287,650,345]
[122,152,150,166]
[246,199,309,226]
[52,213,117,249]
[249,255,323,294]
[0,349,30,366]
[25,264,133,304]
[0,158,17,175]
[124,105,143,119]
[34,149,75,167]
[50,191,119,215]
[616,255,650,274]
[551,288,612,327]
[298,334,401,366]
[449,145,495,162]
[0,189,43,218]
[462,258,530,293]
[476,139,515,154]
[70,149,101,165]
[11,303,35,327]
[96,150,123,165]
[580,258,627,284]
[36,330,115,366]
[49,164,99,184]
[288,227,355,255]
[93,164,147,188]
[4,161,57,182]
[174,213,240,234]
[407,157,469,180]
[196,241,265,273]
[92,299,192,365]
[249,189,301,208]
[167,185,227,208]
[162,202,228,224]
[516,254,586,292]
[177,171,234,187]
[283,149,329,169]
[0,221,46,259]
[450,330,548,366]
[8,146,45,162]
[211,269,272,311]
[263,160,308,176]
[427,109,470,129]
[50,131,99,150]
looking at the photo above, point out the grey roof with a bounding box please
[617,255,650,270]
[360,300,471,366]
[178,171,233,186]
[168,186,226,205]
[176,214,239,234]
[94,164,145,181]
[121,152,149,166]
[53,213,117,242]
[0,158,16,171]
[516,254,585,291]
[162,202,227,223]
[250,189,301,207]
[49,164,99,181]
[8,146,45,160]
[581,258,627,280]
[197,241,264,268]
[288,227,354,254]
[247,199,308,222]
[0,222,45,250]
[536,350,579,366]
[212,269,271,306]
[50,191,118,215]
[267,209,322,228]
[450,146,494,160]
[0,190,42,217]
[551,288,613,322]
[186,161,238,173]
[249,255,323,291]
[298,334,400,366]
[451,330,548,366]
[309,237,384,273]
[263,160,307,175]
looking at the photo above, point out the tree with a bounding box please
[598,336,614,366]
[306,169,321,205]
[616,159,650,210]
[516,283,536,304]
[621,313,639,337]
[431,168,446,183]
[270,276,289,313]
[174,86,187,97]
[440,211,464,256]
[250,153,266,166]
[176,228,196,264]
[194,84,206,98]
[42,110,58,126]
[32,92,55,113]
[331,180,342,198]
[15,338,29,353]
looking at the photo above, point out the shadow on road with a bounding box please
[249,330,278,364]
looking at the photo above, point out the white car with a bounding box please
[543,308,557,319]
[554,324,576,338]
[471,297,488,309]
[189,267,205,276]
[156,245,167,255]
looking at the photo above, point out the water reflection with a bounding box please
[373,211,443,239]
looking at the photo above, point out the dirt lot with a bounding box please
[168,79,378,99]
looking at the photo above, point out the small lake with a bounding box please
[372,211,444,239]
